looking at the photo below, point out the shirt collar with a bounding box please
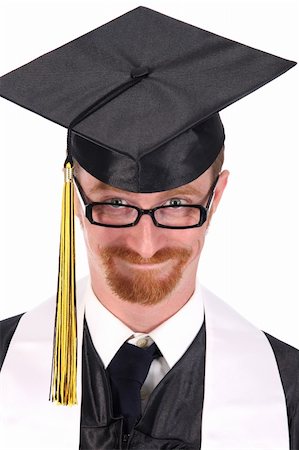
[85,281,204,369]
[149,287,204,368]
[85,282,134,368]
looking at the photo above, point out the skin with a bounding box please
[75,166,229,332]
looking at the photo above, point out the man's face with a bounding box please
[75,167,228,305]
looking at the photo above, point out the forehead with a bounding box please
[79,166,212,198]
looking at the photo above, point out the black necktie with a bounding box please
[106,341,161,434]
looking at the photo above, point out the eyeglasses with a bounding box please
[74,176,219,229]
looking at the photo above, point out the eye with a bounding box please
[165,198,185,207]
[108,198,128,207]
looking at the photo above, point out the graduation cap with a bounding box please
[0,6,296,405]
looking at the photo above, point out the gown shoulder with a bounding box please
[264,332,299,449]
[265,332,299,400]
[0,313,24,371]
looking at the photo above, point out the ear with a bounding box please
[209,169,229,217]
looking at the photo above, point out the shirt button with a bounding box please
[140,388,148,400]
[136,337,148,348]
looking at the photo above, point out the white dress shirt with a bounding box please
[85,282,204,410]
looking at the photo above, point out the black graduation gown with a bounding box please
[1,314,299,449]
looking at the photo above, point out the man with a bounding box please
[0,6,298,450]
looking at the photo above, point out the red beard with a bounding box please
[100,246,192,305]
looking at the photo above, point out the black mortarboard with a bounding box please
[1,6,296,406]
[0,6,296,193]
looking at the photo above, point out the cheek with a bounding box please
[164,228,206,256]
[82,222,127,253]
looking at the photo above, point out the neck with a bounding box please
[89,266,197,333]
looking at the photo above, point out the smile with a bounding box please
[115,258,174,272]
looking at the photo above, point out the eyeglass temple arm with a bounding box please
[205,175,219,211]
[73,176,89,205]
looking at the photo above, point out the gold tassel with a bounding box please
[50,161,77,405]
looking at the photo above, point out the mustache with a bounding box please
[101,246,191,265]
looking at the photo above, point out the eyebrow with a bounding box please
[88,182,203,198]
[88,182,125,195]
[162,186,203,197]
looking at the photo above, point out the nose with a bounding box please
[125,214,166,259]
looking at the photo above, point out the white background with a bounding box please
[1,0,298,348]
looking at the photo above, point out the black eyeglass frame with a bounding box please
[74,175,219,230]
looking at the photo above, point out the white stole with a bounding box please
[0,278,289,449]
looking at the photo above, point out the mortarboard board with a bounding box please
[0,6,296,193]
[0,6,296,405]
